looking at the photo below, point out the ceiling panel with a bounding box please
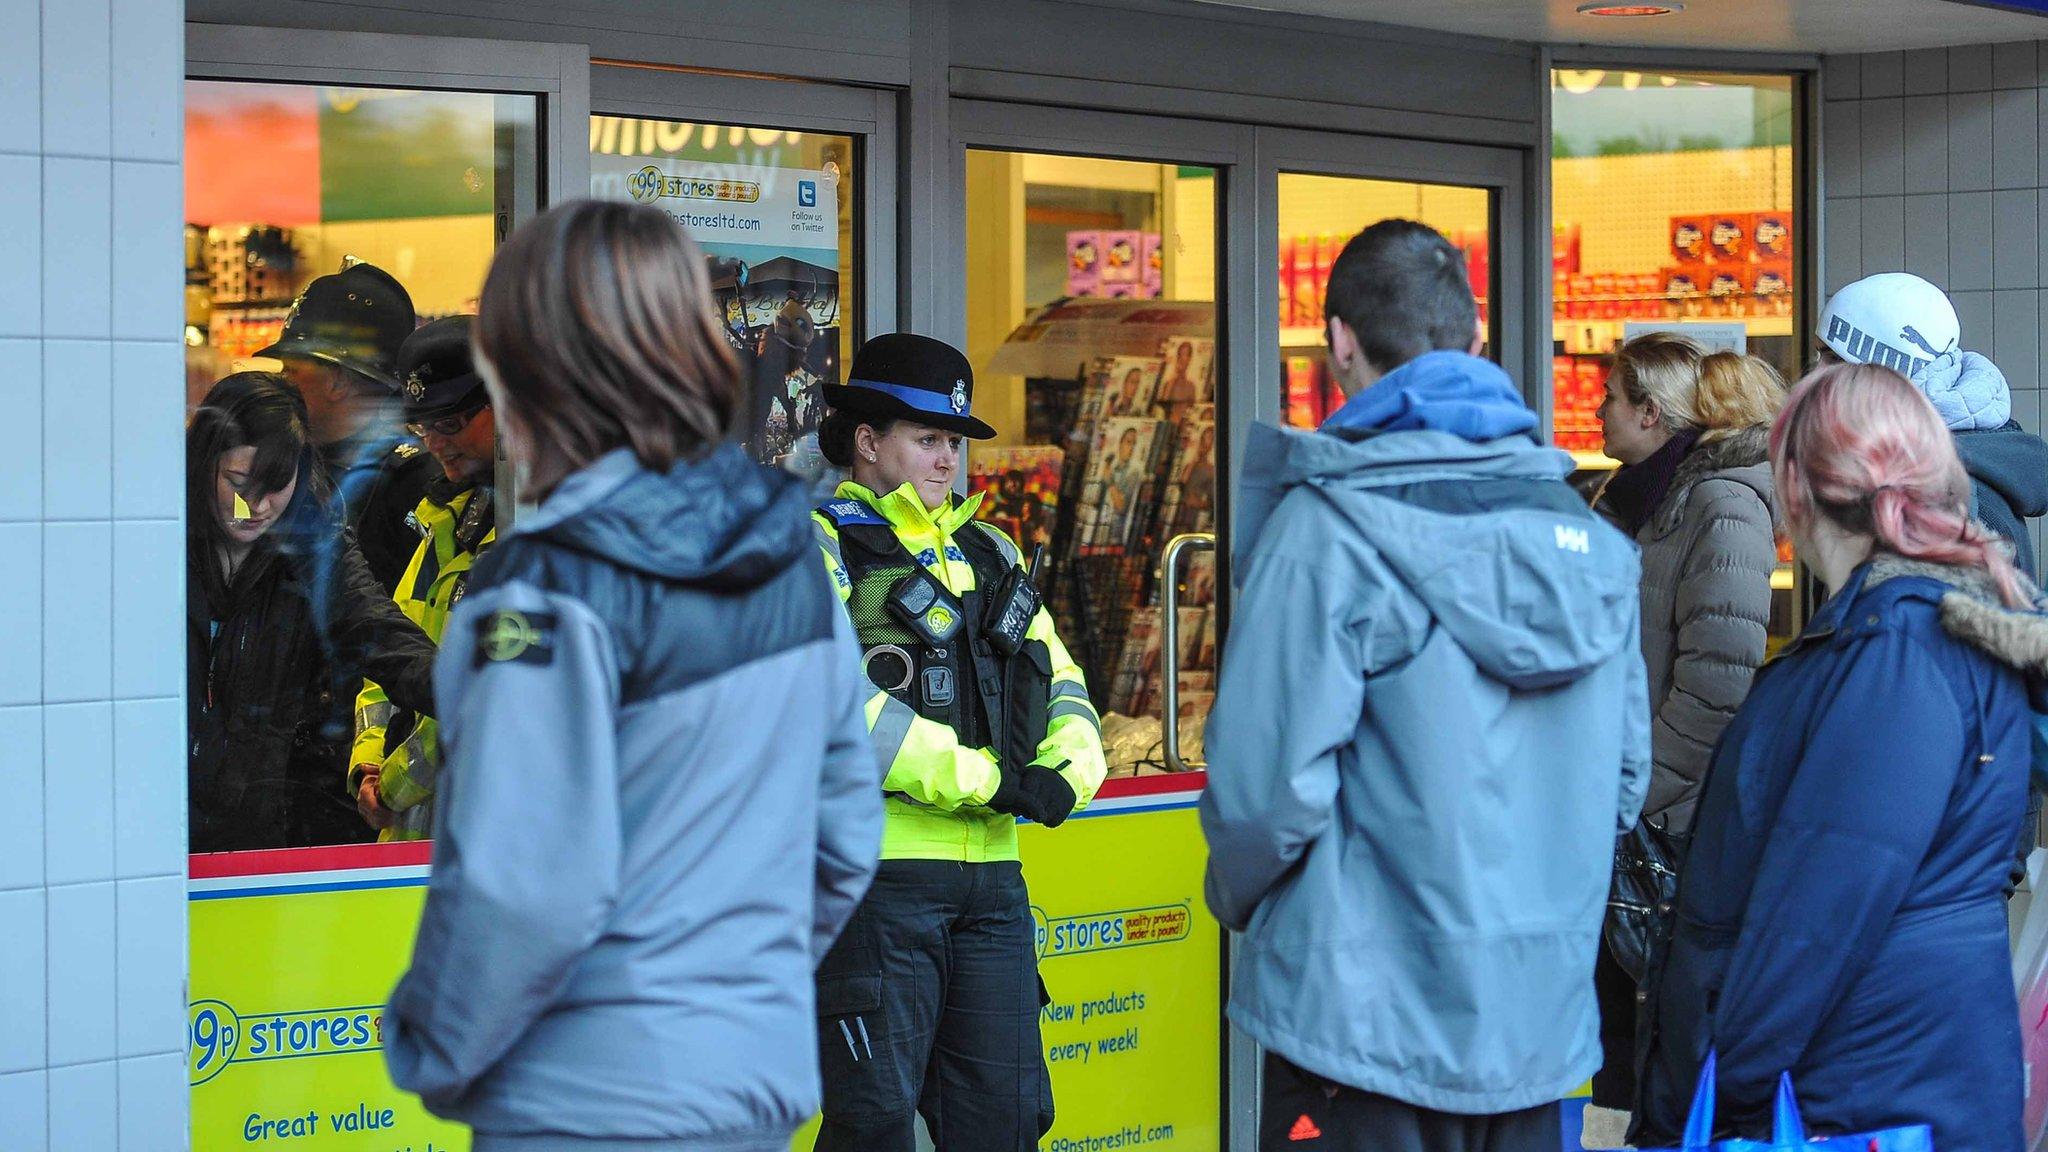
[1167,0,2048,54]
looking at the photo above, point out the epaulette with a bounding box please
[817,497,889,528]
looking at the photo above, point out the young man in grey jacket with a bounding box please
[1200,220,1652,1151]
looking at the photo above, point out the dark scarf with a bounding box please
[1601,429,1702,537]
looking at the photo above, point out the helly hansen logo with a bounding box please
[1824,315,1947,378]
[1555,524,1592,554]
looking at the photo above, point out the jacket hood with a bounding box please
[1953,421,2048,519]
[1863,554,2048,675]
[1920,350,2012,432]
[513,444,815,590]
[1324,351,1541,442]
[1240,420,1638,689]
[1647,424,1776,538]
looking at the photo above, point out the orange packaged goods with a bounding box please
[1569,274,1595,320]
[1314,234,1338,319]
[1554,271,1572,321]
[1463,232,1491,304]
[1632,273,1665,319]
[1553,224,1582,275]
[1279,235,1296,326]
[1285,356,1320,429]
[1671,215,1711,265]
[1707,266,1752,318]
[1754,211,1793,261]
[1291,237,1319,332]
[1707,213,1753,265]
[1754,262,1793,317]
[1664,267,1705,319]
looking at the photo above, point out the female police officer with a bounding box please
[811,333,1108,1152]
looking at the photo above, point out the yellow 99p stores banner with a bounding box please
[188,843,468,1151]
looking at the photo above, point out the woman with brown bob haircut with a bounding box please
[386,200,883,1152]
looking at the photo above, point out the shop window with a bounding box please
[1274,174,1494,429]
[183,80,540,856]
[965,151,1220,780]
[590,115,861,467]
[1550,69,1802,643]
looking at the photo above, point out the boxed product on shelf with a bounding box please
[1708,213,1753,265]
[1707,266,1752,317]
[1632,273,1666,319]
[1553,224,1581,275]
[1754,262,1793,316]
[1067,232,1102,297]
[1662,268,1706,318]
[1754,211,1793,261]
[1568,274,1595,319]
[1286,355,1321,429]
[1142,232,1164,296]
[1291,239,1319,333]
[1554,271,1572,321]
[1313,235,1338,320]
[1461,232,1490,298]
[1280,236,1297,327]
[1102,231,1143,284]
[1671,215,1711,265]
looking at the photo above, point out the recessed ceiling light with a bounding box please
[1576,2,1684,14]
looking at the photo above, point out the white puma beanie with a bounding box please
[1816,273,1960,384]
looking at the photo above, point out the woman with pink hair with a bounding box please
[1632,363,2041,1151]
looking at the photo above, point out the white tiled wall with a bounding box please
[1825,41,2048,577]
[0,0,190,1147]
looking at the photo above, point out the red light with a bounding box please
[1576,2,1683,13]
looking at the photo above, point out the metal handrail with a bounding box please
[1159,532,1217,773]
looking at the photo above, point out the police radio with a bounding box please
[886,569,966,648]
[985,546,1045,657]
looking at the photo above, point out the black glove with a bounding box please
[987,760,1078,829]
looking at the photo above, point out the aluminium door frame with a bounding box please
[591,64,902,341]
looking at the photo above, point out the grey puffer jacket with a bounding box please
[1621,426,1778,834]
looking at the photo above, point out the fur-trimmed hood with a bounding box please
[1866,554,2048,675]
[1647,423,1775,539]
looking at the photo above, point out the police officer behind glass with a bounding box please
[257,259,439,593]
[352,317,498,842]
[811,334,1110,1152]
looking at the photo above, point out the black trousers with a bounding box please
[814,859,1053,1152]
[1261,1055,1555,1152]
[1591,942,1639,1109]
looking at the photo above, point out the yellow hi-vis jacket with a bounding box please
[814,481,1108,862]
[351,486,496,842]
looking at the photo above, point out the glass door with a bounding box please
[1274,174,1497,428]
[182,28,564,1152]
[589,65,897,468]
[1252,128,1528,433]
[962,148,1223,777]
[954,100,1243,1152]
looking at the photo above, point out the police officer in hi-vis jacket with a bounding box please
[351,317,498,841]
[810,333,1109,1152]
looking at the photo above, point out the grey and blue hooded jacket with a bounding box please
[1200,351,1651,1114]
[386,445,883,1149]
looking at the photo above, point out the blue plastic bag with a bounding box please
[1643,1051,1935,1151]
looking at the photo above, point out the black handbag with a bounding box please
[1604,820,1684,983]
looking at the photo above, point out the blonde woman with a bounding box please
[1586,335,1786,1142]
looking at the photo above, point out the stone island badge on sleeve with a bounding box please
[475,609,556,667]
